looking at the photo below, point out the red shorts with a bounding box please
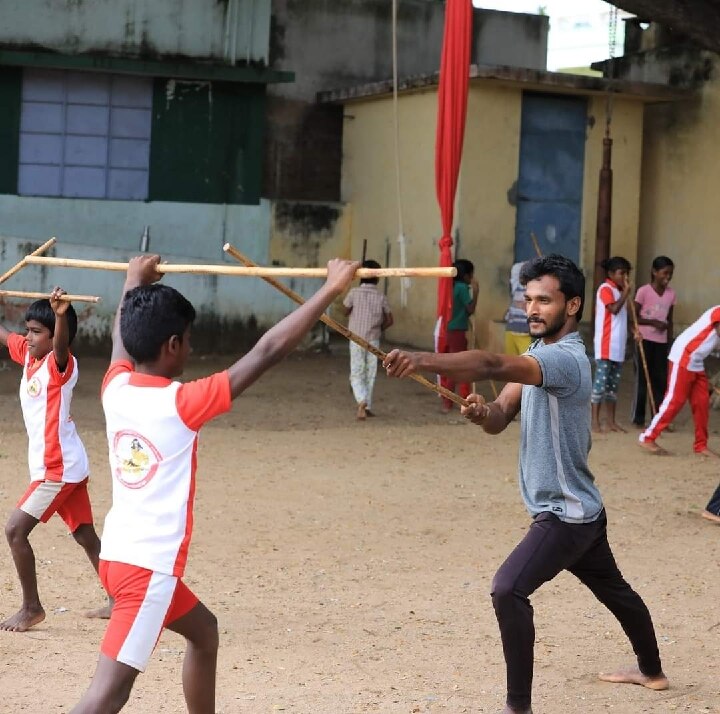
[99,560,199,672]
[17,478,93,532]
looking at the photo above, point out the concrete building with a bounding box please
[0,0,553,351]
[320,66,689,349]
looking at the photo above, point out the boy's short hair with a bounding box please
[360,259,381,285]
[453,259,475,282]
[25,299,78,344]
[520,254,586,322]
[120,284,196,363]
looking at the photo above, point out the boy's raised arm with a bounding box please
[49,287,71,372]
[110,255,163,364]
[227,258,359,399]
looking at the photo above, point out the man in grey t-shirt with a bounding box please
[384,255,668,714]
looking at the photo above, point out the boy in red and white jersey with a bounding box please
[639,305,720,456]
[70,255,358,714]
[0,289,109,632]
[592,257,633,432]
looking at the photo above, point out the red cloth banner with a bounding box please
[434,0,472,353]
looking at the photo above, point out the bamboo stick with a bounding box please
[0,289,100,304]
[530,231,542,258]
[627,295,656,417]
[222,243,470,408]
[0,237,57,285]
[23,255,456,279]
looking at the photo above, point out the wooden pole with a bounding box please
[627,296,656,416]
[530,231,542,258]
[222,243,469,408]
[0,237,57,285]
[0,289,100,303]
[24,255,456,279]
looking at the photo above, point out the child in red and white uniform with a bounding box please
[592,257,633,432]
[639,305,720,456]
[70,255,358,714]
[0,288,109,632]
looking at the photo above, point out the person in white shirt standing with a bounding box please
[0,289,110,632]
[592,257,633,433]
[70,255,358,714]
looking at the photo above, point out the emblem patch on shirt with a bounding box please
[26,377,42,398]
[113,430,161,489]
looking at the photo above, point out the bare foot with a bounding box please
[0,606,46,632]
[592,422,605,434]
[598,665,669,691]
[609,422,627,433]
[356,401,367,420]
[701,510,720,524]
[695,448,720,458]
[84,603,112,619]
[638,440,670,456]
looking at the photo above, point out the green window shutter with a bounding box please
[0,67,21,195]
[149,79,265,205]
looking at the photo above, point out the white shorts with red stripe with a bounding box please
[99,560,198,672]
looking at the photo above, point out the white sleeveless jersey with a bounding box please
[594,280,627,363]
[100,361,232,577]
[669,306,720,372]
[8,333,89,483]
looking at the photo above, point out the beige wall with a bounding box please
[333,84,647,349]
[638,69,720,331]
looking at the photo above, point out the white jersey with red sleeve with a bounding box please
[7,333,89,483]
[593,280,627,362]
[668,306,720,372]
[99,361,232,577]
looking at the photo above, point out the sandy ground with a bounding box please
[0,344,718,714]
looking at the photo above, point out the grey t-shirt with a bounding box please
[519,331,603,524]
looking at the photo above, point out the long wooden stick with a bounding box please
[0,237,57,285]
[627,296,656,416]
[222,243,469,408]
[24,255,455,279]
[0,289,100,303]
[530,231,542,258]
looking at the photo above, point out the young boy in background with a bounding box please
[343,259,393,419]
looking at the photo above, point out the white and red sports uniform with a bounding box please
[7,333,92,530]
[593,279,627,362]
[641,306,720,452]
[99,360,231,671]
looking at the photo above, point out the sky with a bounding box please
[472,0,633,70]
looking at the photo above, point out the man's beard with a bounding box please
[527,314,566,339]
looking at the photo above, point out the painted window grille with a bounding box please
[18,69,152,200]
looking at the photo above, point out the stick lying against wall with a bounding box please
[0,237,57,285]
[23,255,456,279]
[223,242,470,408]
[0,289,100,304]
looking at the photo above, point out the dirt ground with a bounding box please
[0,344,718,714]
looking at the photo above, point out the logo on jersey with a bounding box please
[113,430,161,489]
[26,377,42,398]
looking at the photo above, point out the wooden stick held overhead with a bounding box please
[222,243,470,408]
[24,255,456,279]
[0,289,100,304]
[0,237,57,285]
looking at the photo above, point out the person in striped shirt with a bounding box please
[0,289,110,632]
[592,257,633,433]
[639,305,720,457]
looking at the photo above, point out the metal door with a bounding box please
[514,93,587,264]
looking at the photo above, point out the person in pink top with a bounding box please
[630,256,675,427]
[70,255,358,714]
